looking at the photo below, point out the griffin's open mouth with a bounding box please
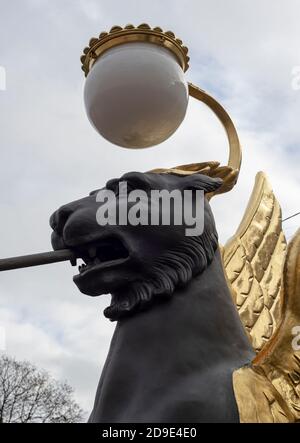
[73,236,130,277]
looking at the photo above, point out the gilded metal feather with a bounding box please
[223,172,287,352]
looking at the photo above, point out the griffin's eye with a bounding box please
[105,179,119,193]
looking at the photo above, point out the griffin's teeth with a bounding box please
[78,263,88,273]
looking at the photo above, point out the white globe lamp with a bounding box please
[81,24,190,149]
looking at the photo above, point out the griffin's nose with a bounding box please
[50,204,76,251]
[50,205,74,235]
[49,194,101,250]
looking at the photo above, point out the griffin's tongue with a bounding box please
[95,241,128,262]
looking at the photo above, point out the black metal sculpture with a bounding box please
[50,171,254,422]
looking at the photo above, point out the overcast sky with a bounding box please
[0,0,299,416]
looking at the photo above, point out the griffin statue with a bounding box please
[50,161,300,423]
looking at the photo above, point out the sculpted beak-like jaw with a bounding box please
[50,199,136,296]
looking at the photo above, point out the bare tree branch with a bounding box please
[0,355,84,423]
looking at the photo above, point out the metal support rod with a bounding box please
[0,249,78,272]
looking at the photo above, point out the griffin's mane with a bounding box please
[104,228,219,321]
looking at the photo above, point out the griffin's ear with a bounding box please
[184,173,223,193]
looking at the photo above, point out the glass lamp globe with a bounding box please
[84,42,189,149]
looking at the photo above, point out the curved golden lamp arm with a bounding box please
[151,83,242,196]
[188,83,242,174]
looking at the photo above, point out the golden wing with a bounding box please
[223,172,287,353]
[233,229,300,422]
